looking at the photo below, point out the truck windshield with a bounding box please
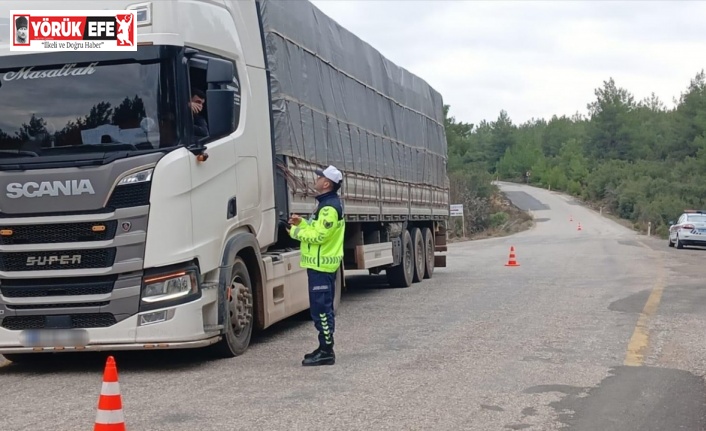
[0,48,181,164]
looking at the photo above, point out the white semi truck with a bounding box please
[0,0,449,362]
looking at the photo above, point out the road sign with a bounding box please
[449,204,465,238]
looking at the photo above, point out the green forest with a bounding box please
[444,69,706,239]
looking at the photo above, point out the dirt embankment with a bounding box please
[447,189,534,243]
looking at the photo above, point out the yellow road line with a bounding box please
[624,241,666,366]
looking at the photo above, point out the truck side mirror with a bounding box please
[206,88,235,139]
[204,58,236,140]
[206,57,233,84]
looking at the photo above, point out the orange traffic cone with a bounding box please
[94,356,126,431]
[577,222,582,231]
[505,246,520,267]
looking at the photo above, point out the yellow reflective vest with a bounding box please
[289,193,345,273]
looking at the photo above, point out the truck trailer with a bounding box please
[0,0,449,362]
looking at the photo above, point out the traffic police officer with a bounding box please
[288,165,345,366]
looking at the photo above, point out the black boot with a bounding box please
[304,334,334,360]
[304,347,321,360]
[302,346,335,366]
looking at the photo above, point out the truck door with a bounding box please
[186,49,240,265]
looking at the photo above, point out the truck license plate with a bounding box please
[19,329,89,347]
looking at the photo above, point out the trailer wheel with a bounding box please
[386,229,414,288]
[212,256,254,358]
[422,227,434,279]
[411,227,425,283]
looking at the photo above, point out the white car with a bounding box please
[668,210,706,249]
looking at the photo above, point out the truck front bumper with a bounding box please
[0,285,220,354]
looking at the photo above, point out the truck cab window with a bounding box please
[186,49,241,144]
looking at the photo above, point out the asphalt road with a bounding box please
[2,182,706,430]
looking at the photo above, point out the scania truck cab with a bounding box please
[0,0,450,362]
[0,0,297,362]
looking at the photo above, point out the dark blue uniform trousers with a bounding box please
[307,269,336,349]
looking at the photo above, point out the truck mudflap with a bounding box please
[434,255,447,268]
[434,227,447,268]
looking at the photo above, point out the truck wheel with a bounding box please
[411,227,425,283]
[386,229,413,288]
[212,256,254,358]
[422,227,434,279]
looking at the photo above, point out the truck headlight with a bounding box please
[118,168,153,186]
[141,271,198,303]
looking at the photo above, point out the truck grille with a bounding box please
[0,221,118,245]
[0,248,117,272]
[7,302,109,310]
[0,208,110,219]
[0,276,116,298]
[0,183,150,219]
[1,313,117,330]
[107,182,151,209]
